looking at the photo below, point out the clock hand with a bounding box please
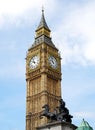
[33,61,35,64]
[52,60,54,64]
[32,59,36,64]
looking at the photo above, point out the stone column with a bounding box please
[26,113,32,130]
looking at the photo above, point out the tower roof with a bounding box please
[29,9,57,50]
[36,9,50,31]
[76,119,93,130]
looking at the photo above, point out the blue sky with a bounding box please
[0,0,95,130]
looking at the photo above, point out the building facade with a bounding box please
[26,10,62,130]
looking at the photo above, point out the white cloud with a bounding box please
[0,0,57,28]
[52,1,95,66]
[1,0,95,65]
[74,111,95,120]
[0,0,43,16]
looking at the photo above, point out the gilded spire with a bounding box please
[36,8,50,31]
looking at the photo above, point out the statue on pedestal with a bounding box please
[40,99,73,123]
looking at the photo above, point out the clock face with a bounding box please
[48,56,57,69]
[29,55,39,69]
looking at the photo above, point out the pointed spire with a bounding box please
[42,6,44,14]
[36,8,50,31]
[29,9,57,49]
[76,119,93,130]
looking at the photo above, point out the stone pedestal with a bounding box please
[37,121,77,130]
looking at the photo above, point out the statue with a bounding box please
[39,104,56,121]
[57,99,73,123]
[40,99,73,123]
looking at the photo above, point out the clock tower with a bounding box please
[26,9,62,130]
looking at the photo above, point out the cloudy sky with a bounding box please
[0,0,95,130]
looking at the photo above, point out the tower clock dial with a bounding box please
[48,56,57,69]
[29,55,39,69]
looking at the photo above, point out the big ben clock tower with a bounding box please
[26,9,62,130]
